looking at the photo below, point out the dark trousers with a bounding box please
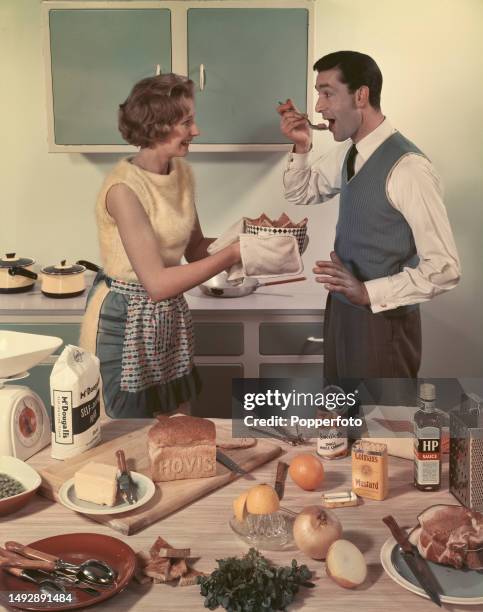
[323,294,421,381]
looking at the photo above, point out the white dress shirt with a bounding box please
[283,119,461,313]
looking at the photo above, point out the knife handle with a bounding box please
[5,542,59,565]
[116,449,128,473]
[0,547,55,571]
[382,515,412,553]
[274,461,289,500]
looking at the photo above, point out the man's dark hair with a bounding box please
[313,51,382,110]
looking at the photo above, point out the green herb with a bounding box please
[198,548,314,611]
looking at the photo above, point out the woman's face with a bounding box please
[160,97,200,158]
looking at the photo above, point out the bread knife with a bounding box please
[216,449,254,479]
[382,515,442,607]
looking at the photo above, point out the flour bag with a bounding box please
[50,345,101,459]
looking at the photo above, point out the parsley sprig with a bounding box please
[198,548,314,611]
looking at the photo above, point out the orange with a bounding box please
[289,453,325,491]
[233,491,249,522]
[246,484,280,515]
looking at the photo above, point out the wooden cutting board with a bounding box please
[37,419,282,535]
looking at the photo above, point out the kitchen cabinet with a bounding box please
[45,5,172,147]
[190,311,323,418]
[186,7,309,145]
[42,1,313,152]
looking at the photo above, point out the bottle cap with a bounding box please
[419,383,436,401]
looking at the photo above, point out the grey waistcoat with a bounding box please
[334,131,424,313]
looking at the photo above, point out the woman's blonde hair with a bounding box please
[118,73,194,147]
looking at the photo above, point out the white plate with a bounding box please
[58,471,155,515]
[381,535,483,605]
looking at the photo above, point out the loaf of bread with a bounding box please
[148,416,216,482]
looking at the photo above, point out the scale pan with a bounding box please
[0,331,62,378]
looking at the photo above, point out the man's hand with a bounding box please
[313,251,371,306]
[277,99,311,153]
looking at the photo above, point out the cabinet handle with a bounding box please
[155,64,161,76]
[307,336,324,343]
[199,64,205,91]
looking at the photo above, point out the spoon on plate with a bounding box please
[3,566,67,597]
[5,542,117,586]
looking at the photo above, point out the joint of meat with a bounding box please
[410,505,483,570]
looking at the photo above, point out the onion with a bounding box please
[326,539,367,588]
[293,505,342,560]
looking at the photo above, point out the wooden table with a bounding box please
[0,419,466,611]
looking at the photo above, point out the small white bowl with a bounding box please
[0,455,41,516]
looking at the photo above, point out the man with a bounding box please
[279,51,460,380]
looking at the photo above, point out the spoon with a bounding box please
[35,569,101,596]
[57,560,116,586]
[277,100,328,131]
[5,541,117,586]
[4,566,67,597]
[304,116,328,131]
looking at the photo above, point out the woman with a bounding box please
[80,74,240,418]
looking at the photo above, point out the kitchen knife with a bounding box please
[216,449,254,479]
[274,460,289,500]
[116,449,138,504]
[382,515,442,607]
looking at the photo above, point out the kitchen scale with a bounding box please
[0,330,62,459]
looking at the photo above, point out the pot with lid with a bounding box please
[0,253,38,293]
[39,260,100,298]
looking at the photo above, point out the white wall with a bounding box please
[1,0,482,376]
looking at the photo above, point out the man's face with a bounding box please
[161,97,200,157]
[315,68,361,142]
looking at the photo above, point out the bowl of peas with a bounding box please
[0,456,41,517]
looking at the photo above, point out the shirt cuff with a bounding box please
[365,277,398,313]
[287,148,312,169]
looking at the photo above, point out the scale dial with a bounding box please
[13,394,44,448]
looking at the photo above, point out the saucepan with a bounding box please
[200,272,307,298]
[1,253,37,293]
[10,259,101,298]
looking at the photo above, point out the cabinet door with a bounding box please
[48,8,172,145]
[259,323,324,356]
[187,8,308,144]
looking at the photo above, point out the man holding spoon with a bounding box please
[278,51,460,380]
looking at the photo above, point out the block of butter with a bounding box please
[74,462,118,506]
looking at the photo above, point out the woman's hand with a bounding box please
[277,99,311,153]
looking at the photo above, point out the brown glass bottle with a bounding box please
[414,383,442,491]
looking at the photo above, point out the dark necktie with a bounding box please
[346,143,357,180]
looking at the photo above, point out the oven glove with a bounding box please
[207,219,303,282]
[226,234,304,282]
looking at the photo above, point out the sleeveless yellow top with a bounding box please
[95,156,196,281]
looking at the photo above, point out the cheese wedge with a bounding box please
[74,462,118,506]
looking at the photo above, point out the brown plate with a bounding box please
[0,533,136,610]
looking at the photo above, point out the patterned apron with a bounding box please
[90,273,201,418]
